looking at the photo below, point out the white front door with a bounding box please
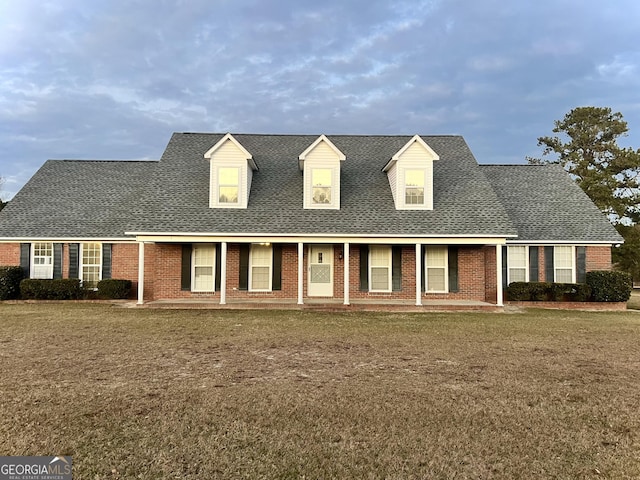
[308,245,333,297]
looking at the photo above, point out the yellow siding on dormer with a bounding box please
[209,138,251,208]
[387,137,437,210]
[303,140,342,210]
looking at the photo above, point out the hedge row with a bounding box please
[0,268,133,300]
[506,270,632,302]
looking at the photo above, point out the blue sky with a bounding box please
[1,0,639,199]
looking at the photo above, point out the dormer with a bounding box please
[299,135,346,210]
[382,135,439,210]
[204,133,258,208]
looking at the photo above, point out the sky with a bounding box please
[1,0,639,200]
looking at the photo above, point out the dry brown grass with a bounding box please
[1,304,639,479]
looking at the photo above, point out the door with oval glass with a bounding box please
[308,245,333,296]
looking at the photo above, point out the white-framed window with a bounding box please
[250,244,272,291]
[311,168,332,205]
[554,246,575,283]
[81,243,102,289]
[508,246,528,283]
[218,167,240,204]
[31,242,53,279]
[405,169,425,205]
[369,246,392,292]
[425,246,448,292]
[192,244,216,292]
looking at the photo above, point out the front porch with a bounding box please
[141,297,501,312]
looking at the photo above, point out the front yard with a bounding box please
[1,304,639,479]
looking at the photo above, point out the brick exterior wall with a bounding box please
[0,241,617,303]
[0,243,19,265]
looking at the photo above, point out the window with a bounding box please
[405,169,425,205]
[508,246,528,283]
[311,169,332,205]
[81,243,102,289]
[32,242,53,279]
[554,246,575,283]
[250,244,272,291]
[425,246,447,292]
[369,246,391,292]
[218,167,239,204]
[192,244,216,292]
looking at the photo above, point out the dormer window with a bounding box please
[312,168,332,205]
[405,169,425,205]
[299,135,346,210]
[383,135,439,210]
[218,167,240,204]
[204,133,258,209]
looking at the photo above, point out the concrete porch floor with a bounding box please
[140,298,502,312]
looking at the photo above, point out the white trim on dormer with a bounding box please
[382,135,439,172]
[384,135,439,211]
[205,134,257,209]
[298,134,345,171]
[204,133,258,171]
[300,135,345,210]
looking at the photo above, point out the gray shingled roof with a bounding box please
[0,160,157,238]
[480,164,622,242]
[0,133,619,242]
[128,133,517,236]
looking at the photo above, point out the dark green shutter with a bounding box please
[272,245,283,291]
[392,246,402,291]
[102,244,112,279]
[68,243,79,279]
[529,246,539,282]
[181,244,192,291]
[53,243,63,279]
[214,245,222,291]
[239,244,250,291]
[448,246,459,293]
[421,246,426,293]
[20,243,30,278]
[576,246,586,283]
[544,246,554,282]
[502,246,508,288]
[359,245,369,291]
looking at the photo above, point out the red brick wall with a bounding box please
[586,246,612,272]
[0,243,20,265]
[484,246,497,303]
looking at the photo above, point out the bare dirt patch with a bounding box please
[1,305,639,478]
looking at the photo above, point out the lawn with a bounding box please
[1,304,639,479]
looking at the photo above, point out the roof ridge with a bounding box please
[48,159,159,163]
[176,132,463,138]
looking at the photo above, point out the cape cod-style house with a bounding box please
[0,133,622,308]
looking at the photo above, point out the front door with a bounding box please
[308,245,333,297]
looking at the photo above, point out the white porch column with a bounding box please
[415,243,422,306]
[496,244,504,306]
[137,241,145,305]
[343,242,350,305]
[297,242,304,305]
[220,242,227,305]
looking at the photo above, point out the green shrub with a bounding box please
[506,282,531,300]
[97,279,132,299]
[0,266,25,300]
[506,282,592,302]
[586,271,632,302]
[20,279,84,300]
[567,283,592,302]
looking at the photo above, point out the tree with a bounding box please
[0,176,5,212]
[527,107,640,224]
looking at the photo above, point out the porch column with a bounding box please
[137,241,145,305]
[415,243,422,306]
[343,242,350,305]
[297,242,304,305]
[496,244,504,306]
[220,242,227,305]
